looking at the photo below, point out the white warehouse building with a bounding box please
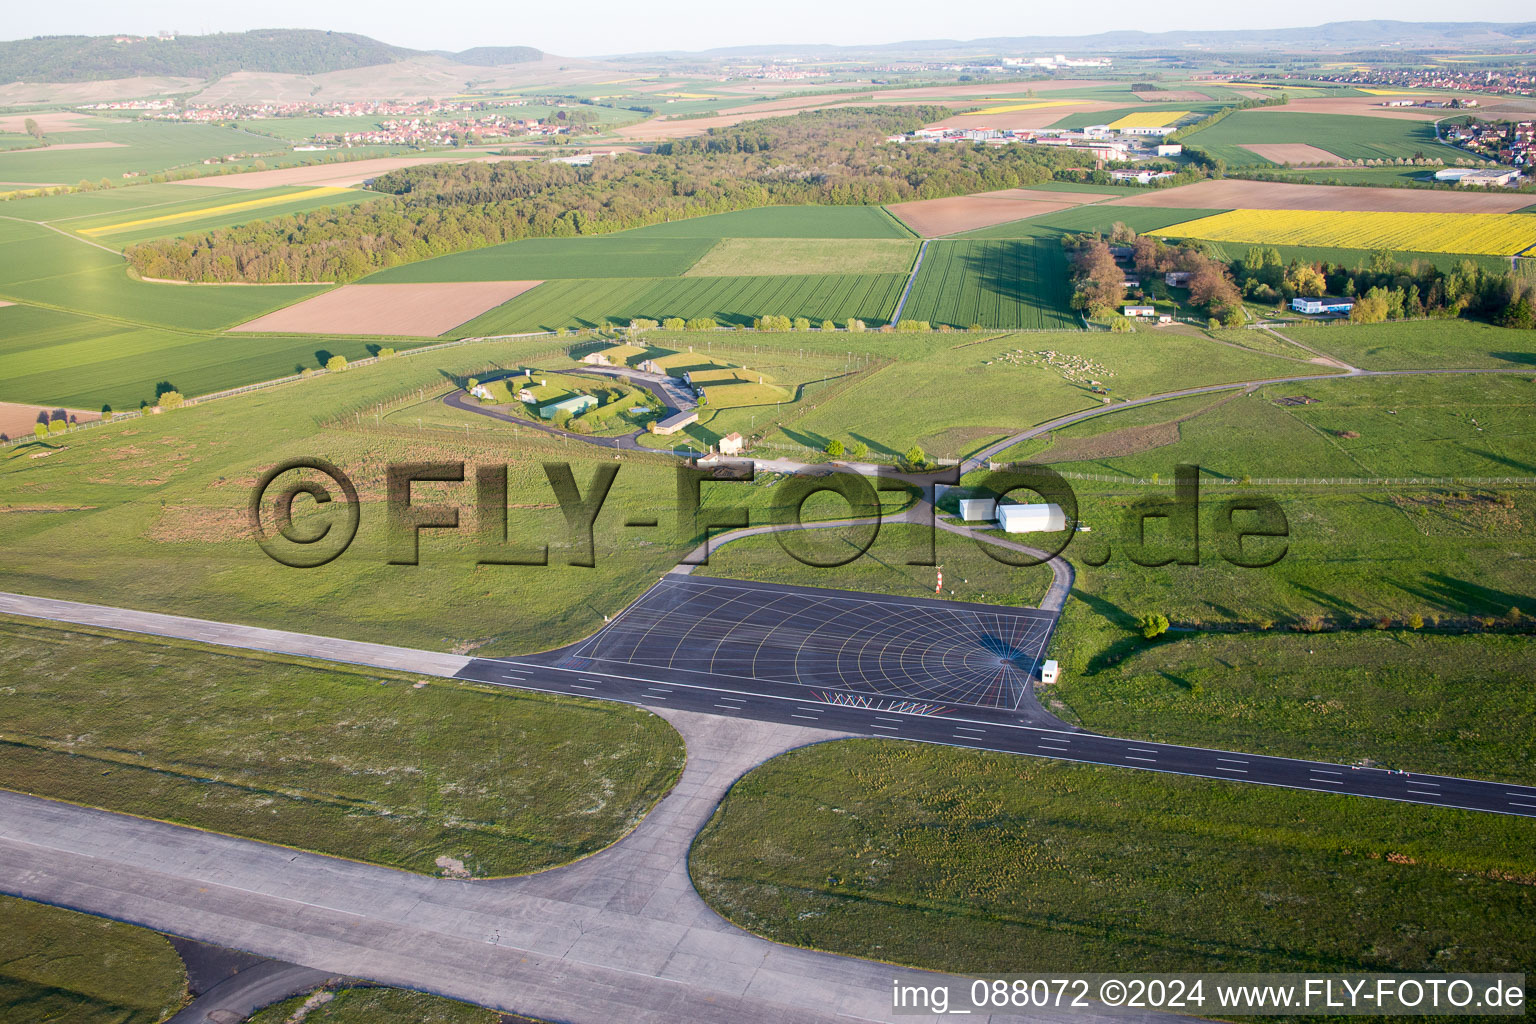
[958,497,996,521]
[998,502,1068,533]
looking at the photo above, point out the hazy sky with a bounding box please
[7,0,1533,56]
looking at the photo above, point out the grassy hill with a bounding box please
[0,30,539,84]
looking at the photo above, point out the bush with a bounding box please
[663,317,686,331]
[1138,613,1170,639]
[820,319,836,331]
[850,440,869,460]
[156,390,185,409]
[32,422,47,439]
[47,419,67,435]
[754,315,792,332]
[903,444,928,470]
[685,317,717,331]
[825,439,845,457]
[895,320,931,332]
[792,317,811,331]
[378,347,396,359]
[325,355,348,372]
[629,318,658,331]
[847,319,866,333]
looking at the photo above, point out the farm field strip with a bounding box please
[451,272,909,335]
[900,238,1078,330]
[962,101,1077,116]
[77,186,357,236]
[1151,208,1536,256]
[231,281,546,337]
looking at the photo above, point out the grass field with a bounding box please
[1053,629,1536,783]
[0,303,415,409]
[452,272,910,333]
[691,740,1536,977]
[685,237,917,276]
[0,120,288,185]
[1272,319,1536,370]
[247,987,500,1024]
[0,217,326,330]
[900,239,1078,329]
[1183,111,1442,166]
[1193,238,1510,274]
[1153,208,1536,256]
[0,615,683,877]
[0,894,187,1024]
[771,330,1322,459]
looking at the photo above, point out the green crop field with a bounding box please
[364,233,716,282]
[1183,111,1442,166]
[0,894,187,1024]
[452,272,909,333]
[0,119,288,185]
[0,218,325,330]
[0,615,684,877]
[1191,237,1510,273]
[0,303,414,409]
[690,741,1536,977]
[0,181,246,220]
[899,238,1078,330]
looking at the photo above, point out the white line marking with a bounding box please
[871,724,900,731]
[1313,769,1343,775]
[876,716,903,723]
[1127,747,1157,754]
[570,684,594,691]
[955,727,986,734]
[1509,801,1536,809]
[1407,789,1442,797]
[645,694,667,700]
[715,703,743,709]
[1215,766,1248,773]
[1309,777,1345,786]
[1218,757,1248,764]
[791,714,820,720]
[1126,756,1157,763]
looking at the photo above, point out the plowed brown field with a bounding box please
[888,187,1115,237]
[230,281,543,336]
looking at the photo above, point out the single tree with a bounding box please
[325,355,348,372]
[849,440,868,460]
[903,444,927,469]
[825,439,845,457]
[23,117,43,141]
[1138,613,1170,639]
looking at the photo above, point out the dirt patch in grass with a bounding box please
[1239,143,1348,165]
[0,401,100,440]
[230,281,543,336]
[0,141,128,154]
[1031,392,1240,463]
[0,111,103,133]
[1107,177,1536,213]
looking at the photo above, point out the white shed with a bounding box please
[958,497,996,521]
[998,502,1067,533]
[1041,659,1059,684]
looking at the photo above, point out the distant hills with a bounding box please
[640,20,1536,58]
[0,30,543,84]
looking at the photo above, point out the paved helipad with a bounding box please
[553,575,1056,709]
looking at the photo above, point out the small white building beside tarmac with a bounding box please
[1041,660,1059,683]
[998,502,1067,533]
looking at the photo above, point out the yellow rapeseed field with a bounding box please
[963,100,1076,116]
[81,187,354,236]
[1150,209,1536,257]
[1106,110,1190,129]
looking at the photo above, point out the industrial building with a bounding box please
[998,502,1067,534]
[1291,296,1356,315]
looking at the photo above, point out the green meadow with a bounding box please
[1182,110,1442,165]
[0,894,186,1024]
[901,238,1078,330]
[690,741,1536,977]
[0,119,287,185]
